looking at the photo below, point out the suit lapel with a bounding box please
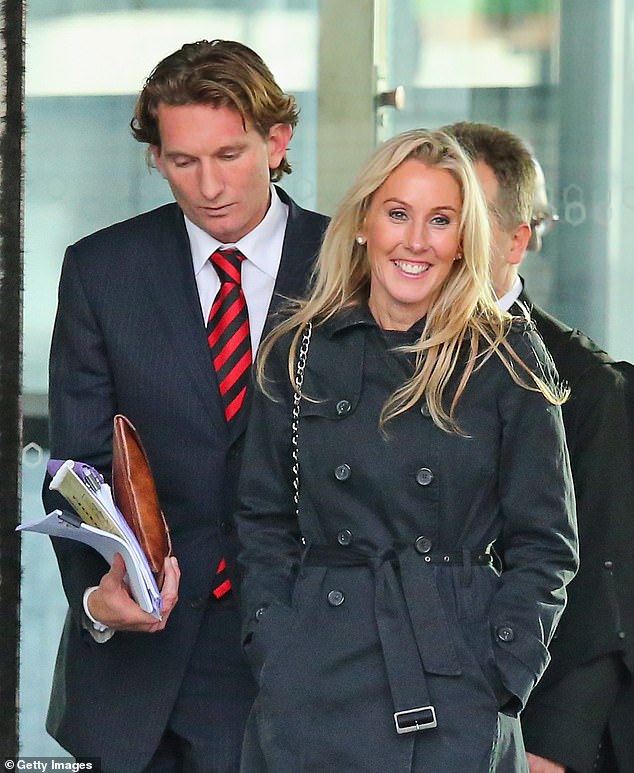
[270,188,320,309]
[229,190,326,442]
[143,206,226,436]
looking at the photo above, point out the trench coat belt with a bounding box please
[304,542,493,733]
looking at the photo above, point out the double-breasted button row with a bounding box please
[334,463,435,486]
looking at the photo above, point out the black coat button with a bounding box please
[496,625,515,643]
[337,529,353,546]
[604,560,614,570]
[420,402,431,417]
[255,606,267,621]
[327,590,345,606]
[219,521,234,534]
[415,467,434,486]
[189,595,209,609]
[336,400,351,415]
[415,536,433,554]
[334,464,351,481]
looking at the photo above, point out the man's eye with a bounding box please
[174,158,194,168]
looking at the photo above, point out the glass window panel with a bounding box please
[384,0,634,363]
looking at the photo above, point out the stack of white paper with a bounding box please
[19,459,162,619]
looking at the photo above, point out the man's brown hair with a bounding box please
[443,121,536,231]
[131,39,299,181]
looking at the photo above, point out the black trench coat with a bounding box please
[236,307,578,773]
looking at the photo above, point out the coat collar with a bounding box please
[320,303,427,339]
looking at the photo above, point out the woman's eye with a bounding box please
[431,215,450,226]
[389,209,407,221]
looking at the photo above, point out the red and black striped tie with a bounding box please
[207,247,252,423]
[207,248,251,599]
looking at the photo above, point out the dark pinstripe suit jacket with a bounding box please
[42,188,328,771]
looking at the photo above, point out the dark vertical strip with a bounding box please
[0,0,24,758]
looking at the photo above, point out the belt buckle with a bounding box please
[393,705,437,734]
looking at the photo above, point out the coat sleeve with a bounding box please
[489,327,579,710]
[235,335,303,646]
[43,243,117,621]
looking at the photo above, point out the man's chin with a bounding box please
[190,212,242,243]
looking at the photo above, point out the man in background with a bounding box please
[44,39,328,772]
[446,120,634,773]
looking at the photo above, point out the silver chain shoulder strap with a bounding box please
[291,322,312,518]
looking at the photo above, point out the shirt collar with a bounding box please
[186,185,287,277]
[496,275,523,312]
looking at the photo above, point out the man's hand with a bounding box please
[87,553,181,633]
[526,752,565,773]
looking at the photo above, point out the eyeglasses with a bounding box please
[530,206,560,238]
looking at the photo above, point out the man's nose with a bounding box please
[199,161,224,200]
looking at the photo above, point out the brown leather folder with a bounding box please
[112,414,171,582]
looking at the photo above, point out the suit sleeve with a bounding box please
[522,653,623,770]
[44,243,117,620]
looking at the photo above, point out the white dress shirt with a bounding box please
[186,185,289,353]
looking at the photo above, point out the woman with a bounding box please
[235,129,578,772]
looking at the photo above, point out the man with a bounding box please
[446,121,634,773]
[43,39,328,772]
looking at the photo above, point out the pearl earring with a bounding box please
[356,235,366,245]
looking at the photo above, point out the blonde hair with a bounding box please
[258,129,566,431]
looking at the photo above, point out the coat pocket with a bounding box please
[452,568,513,706]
